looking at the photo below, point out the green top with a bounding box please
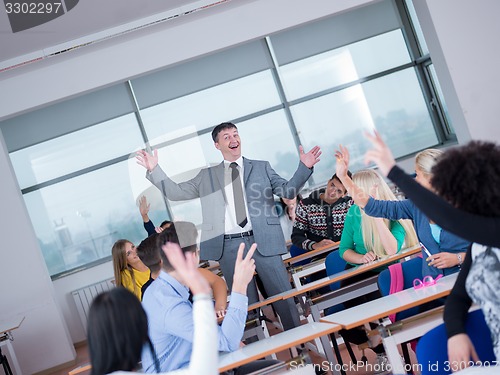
[339,205,406,265]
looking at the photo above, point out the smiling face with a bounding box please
[124,242,141,266]
[214,126,241,161]
[322,177,346,204]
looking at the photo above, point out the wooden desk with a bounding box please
[248,244,421,311]
[284,243,339,266]
[321,273,458,374]
[287,244,421,297]
[320,273,457,328]
[0,316,25,375]
[219,322,342,374]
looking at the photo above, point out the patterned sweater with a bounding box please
[291,189,352,250]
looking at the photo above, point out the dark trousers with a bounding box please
[218,235,300,330]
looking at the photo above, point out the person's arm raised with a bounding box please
[162,242,211,296]
[136,149,159,173]
[363,131,396,177]
[162,242,217,375]
[334,145,370,208]
[231,243,257,295]
[299,145,322,169]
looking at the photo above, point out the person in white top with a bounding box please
[87,241,218,375]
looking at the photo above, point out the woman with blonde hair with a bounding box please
[340,169,419,265]
[112,239,150,300]
[336,145,469,278]
[334,168,417,368]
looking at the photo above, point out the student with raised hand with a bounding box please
[363,131,500,247]
[111,239,150,300]
[336,168,417,369]
[335,143,469,278]
[138,195,172,237]
[87,240,217,375]
[137,232,228,318]
[141,221,279,374]
[291,173,352,252]
[363,132,500,368]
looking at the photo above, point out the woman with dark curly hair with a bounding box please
[364,131,500,371]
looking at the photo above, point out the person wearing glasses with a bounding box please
[111,239,150,299]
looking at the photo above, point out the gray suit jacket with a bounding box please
[147,157,313,260]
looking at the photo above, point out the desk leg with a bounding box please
[309,306,341,375]
[5,341,21,375]
[382,335,405,374]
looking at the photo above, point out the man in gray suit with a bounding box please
[136,122,321,330]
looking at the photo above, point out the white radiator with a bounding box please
[71,278,115,332]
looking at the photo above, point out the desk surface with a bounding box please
[0,316,24,335]
[218,322,342,372]
[287,244,421,297]
[285,242,339,265]
[321,273,457,329]
[248,244,421,311]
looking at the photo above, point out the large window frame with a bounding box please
[0,0,455,279]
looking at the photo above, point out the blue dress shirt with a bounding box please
[141,270,248,373]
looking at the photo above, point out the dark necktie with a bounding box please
[229,162,248,228]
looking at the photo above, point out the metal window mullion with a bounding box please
[396,0,450,144]
[127,80,174,222]
[264,36,316,187]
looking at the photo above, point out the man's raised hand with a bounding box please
[136,149,159,172]
[299,145,322,169]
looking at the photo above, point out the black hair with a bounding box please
[330,171,352,183]
[136,234,161,274]
[330,171,352,194]
[156,221,198,271]
[87,288,159,375]
[160,220,172,228]
[211,122,237,142]
[431,140,500,217]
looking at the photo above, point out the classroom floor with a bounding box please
[46,306,419,375]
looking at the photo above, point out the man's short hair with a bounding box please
[136,234,161,274]
[211,122,237,143]
[156,221,198,272]
[330,171,352,182]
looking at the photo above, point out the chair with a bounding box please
[289,244,311,267]
[416,309,494,375]
[378,257,423,320]
[324,249,348,314]
[324,250,358,368]
[377,257,423,372]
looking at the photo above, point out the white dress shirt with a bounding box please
[223,157,252,234]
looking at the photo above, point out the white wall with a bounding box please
[413,0,500,143]
[52,261,114,343]
[1,0,500,372]
[0,130,75,374]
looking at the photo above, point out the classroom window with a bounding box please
[1,0,452,277]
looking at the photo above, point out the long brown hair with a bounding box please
[112,239,139,296]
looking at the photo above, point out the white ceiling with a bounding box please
[0,0,210,65]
